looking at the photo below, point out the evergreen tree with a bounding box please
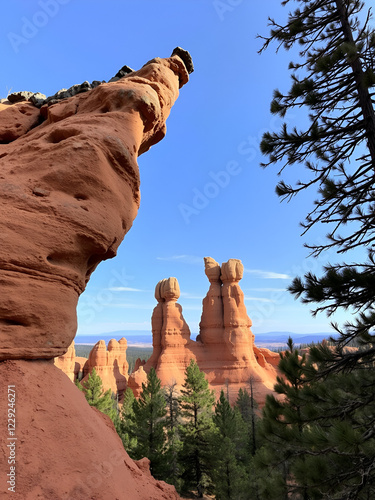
[260,0,375,366]
[77,368,118,421]
[294,366,375,499]
[255,339,310,499]
[179,359,215,498]
[235,383,259,456]
[211,391,248,500]
[117,388,137,455]
[164,383,183,490]
[132,368,167,479]
[259,1,375,496]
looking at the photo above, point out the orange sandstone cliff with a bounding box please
[81,337,129,396]
[128,257,279,404]
[0,48,192,500]
[54,340,77,382]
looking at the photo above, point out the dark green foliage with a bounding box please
[76,368,118,421]
[131,368,167,479]
[293,369,375,499]
[210,391,248,500]
[179,359,215,498]
[236,379,260,456]
[164,383,183,490]
[259,2,375,495]
[117,388,137,454]
[254,337,375,499]
[260,0,375,358]
[255,339,310,499]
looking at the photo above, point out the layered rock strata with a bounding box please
[82,338,129,395]
[0,49,192,499]
[54,340,77,382]
[0,48,192,361]
[128,258,278,405]
[0,360,180,500]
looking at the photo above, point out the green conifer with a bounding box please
[211,391,248,500]
[179,359,215,498]
[77,368,118,421]
[164,383,183,490]
[117,388,137,455]
[132,367,167,479]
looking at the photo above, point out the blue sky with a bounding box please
[2,0,360,337]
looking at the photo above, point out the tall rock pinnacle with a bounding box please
[0,49,192,500]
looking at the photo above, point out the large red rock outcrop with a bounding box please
[0,48,191,361]
[82,337,129,395]
[128,257,278,405]
[0,48,192,499]
[0,360,180,500]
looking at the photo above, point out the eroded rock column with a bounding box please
[0,49,192,360]
[160,278,191,348]
[221,259,256,362]
[199,257,224,345]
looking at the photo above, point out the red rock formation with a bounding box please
[0,360,180,500]
[128,258,278,405]
[0,48,191,361]
[54,340,91,382]
[74,356,88,379]
[0,48,192,499]
[54,340,77,381]
[127,364,148,398]
[198,257,224,346]
[134,357,147,371]
[82,337,129,395]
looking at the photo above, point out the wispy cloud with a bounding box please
[157,255,203,265]
[107,287,145,292]
[244,268,291,280]
[180,292,203,300]
[244,296,276,303]
[105,303,154,309]
[247,288,287,292]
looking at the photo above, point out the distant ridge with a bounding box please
[75,330,338,347]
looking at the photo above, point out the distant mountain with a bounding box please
[75,331,153,345]
[75,330,337,347]
[254,332,338,345]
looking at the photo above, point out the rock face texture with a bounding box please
[0,49,192,499]
[128,258,278,405]
[54,340,77,382]
[0,360,180,500]
[82,337,129,395]
[0,49,191,361]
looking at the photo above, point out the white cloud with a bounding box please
[244,296,276,303]
[243,268,291,280]
[247,288,287,292]
[180,292,203,300]
[105,303,155,309]
[107,287,145,292]
[157,255,203,265]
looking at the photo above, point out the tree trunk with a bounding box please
[335,0,375,167]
